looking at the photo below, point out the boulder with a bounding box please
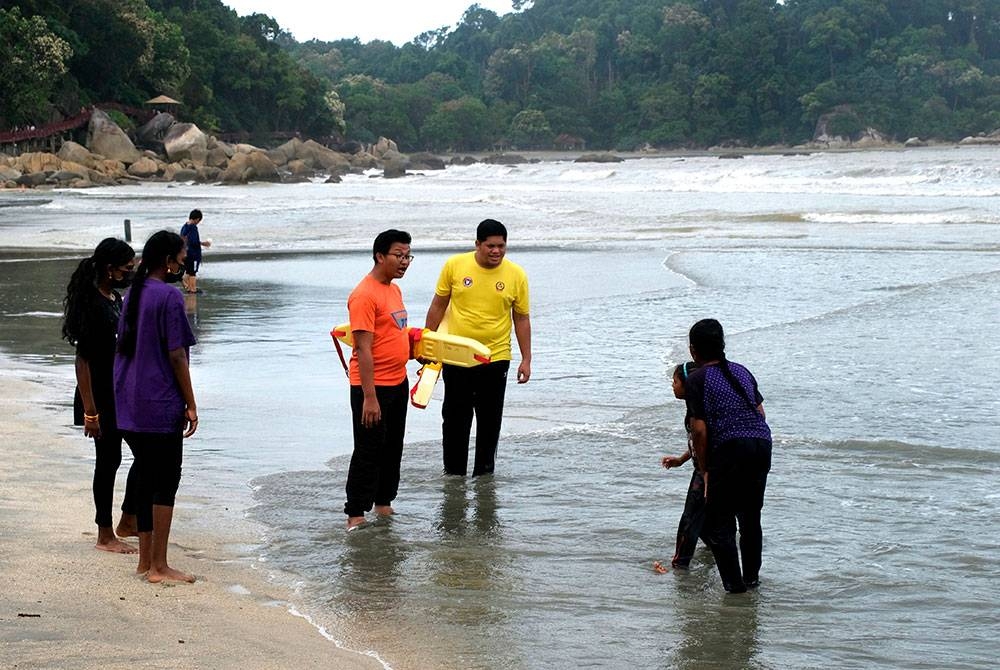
[408,152,446,170]
[94,159,128,179]
[324,174,342,184]
[574,153,624,163]
[50,170,85,183]
[483,153,529,165]
[87,109,141,164]
[219,151,280,183]
[219,154,251,184]
[959,135,1000,145]
[450,155,478,166]
[16,172,49,187]
[269,138,304,166]
[235,143,262,154]
[349,152,379,169]
[853,127,890,148]
[299,140,351,173]
[57,141,98,169]
[195,166,221,183]
[372,136,398,158]
[205,147,230,168]
[0,166,22,182]
[380,149,410,179]
[904,137,927,148]
[168,167,198,182]
[163,123,208,164]
[127,157,161,178]
[136,112,175,146]
[59,161,91,178]
[286,159,314,176]
[15,152,61,174]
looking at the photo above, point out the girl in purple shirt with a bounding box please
[685,319,772,593]
[114,230,198,584]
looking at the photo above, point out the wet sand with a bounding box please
[0,362,384,670]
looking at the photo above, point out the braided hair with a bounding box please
[62,238,134,346]
[118,230,185,357]
[688,319,758,412]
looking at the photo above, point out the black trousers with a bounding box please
[441,360,510,477]
[702,437,771,592]
[92,425,138,528]
[345,380,408,517]
[671,468,708,568]
[122,431,184,534]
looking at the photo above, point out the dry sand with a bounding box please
[0,367,384,670]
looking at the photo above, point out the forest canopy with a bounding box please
[2,0,998,150]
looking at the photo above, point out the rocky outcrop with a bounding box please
[408,152,446,170]
[0,165,22,183]
[371,136,398,158]
[904,137,928,148]
[87,109,141,164]
[163,123,208,164]
[574,153,624,163]
[380,150,410,178]
[136,113,176,146]
[450,155,479,166]
[959,129,1000,145]
[483,153,530,165]
[219,151,281,184]
[57,141,98,169]
[127,156,161,178]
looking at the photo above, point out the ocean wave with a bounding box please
[555,168,617,181]
[804,210,989,225]
[4,311,63,318]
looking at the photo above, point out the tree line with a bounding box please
[3,0,998,151]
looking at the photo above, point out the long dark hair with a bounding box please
[118,230,185,357]
[689,318,758,411]
[62,238,134,346]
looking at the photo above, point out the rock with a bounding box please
[127,157,160,178]
[959,135,1000,145]
[94,159,128,179]
[380,149,410,179]
[324,174,342,184]
[195,166,221,183]
[50,170,85,183]
[57,141,98,169]
[235,143,262,154]
[15,152,61,174]
[718,154,745,159]
[348,152,378,169]
[285,159,314,176]
[450,155,478,166]
[168,168,198,182]
[408,152,446,170]
[136,113,175,146]
[574,153,624,163]
[269,138,304,166]
[372,136,398,158]
[904,137,927,148]
[163,123,208,164]
[0,166,22,181]
[334,140,364,155]
[16,172,49,187]
[282,174,313,184]
[219,151,280,183]
[205,147,229,168]
[58,161,91,178]
[87,109,141,164]
[298,140,351,173]
[483,153,529,165]
[853,127,890,148]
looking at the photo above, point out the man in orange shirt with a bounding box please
[344,229,413,530]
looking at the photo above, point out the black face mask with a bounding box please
[110,271,134,289]
[165,263,185,284]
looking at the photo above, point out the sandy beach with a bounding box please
[0,363,384,670]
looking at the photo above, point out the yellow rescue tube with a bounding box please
[329,324,490,368]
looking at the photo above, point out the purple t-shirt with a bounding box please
[685,362,771,447]
[114,279,196,433]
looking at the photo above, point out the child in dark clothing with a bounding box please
[661,361,707,568]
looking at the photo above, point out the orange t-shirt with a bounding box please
[347,274,410,386]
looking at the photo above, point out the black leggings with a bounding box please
[92,426,138,528]
[441,360,510,477]
[702,437,772,592]
[344,380,408,518]
[672,468,708,568]
[122,431,183,533]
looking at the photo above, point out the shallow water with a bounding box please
[1,148,998,668]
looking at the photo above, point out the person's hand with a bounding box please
[702,472,709,502]
[362,396,381,428]
[517,360,531,384]
[202,239,212,248]
[183,406,199,437]
[662,455,682,469]
[83,415,101,439]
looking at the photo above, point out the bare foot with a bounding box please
[147,566,196,584]
[116,517,138,538]
[373,505,394,516]
[346,516,366,531]
[96,538,138,554]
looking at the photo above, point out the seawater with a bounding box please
[1,148,998,669]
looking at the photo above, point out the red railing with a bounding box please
[0,103,156,144]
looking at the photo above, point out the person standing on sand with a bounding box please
[62,238,140,554]
[424,219,531,477]
[179,209,210,294]
[114,230,199,583]
[343,229,414,531]
[685,319,772,593]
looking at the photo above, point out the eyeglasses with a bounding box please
[388,253,414,261]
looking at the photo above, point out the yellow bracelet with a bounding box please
[84,413,99,421]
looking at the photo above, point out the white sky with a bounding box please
[221,1,517,46]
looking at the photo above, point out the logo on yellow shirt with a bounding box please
[495,282,505,291]
[463,277,473,287]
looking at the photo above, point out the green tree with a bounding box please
[509,108,552,148]
[0,7,72,124]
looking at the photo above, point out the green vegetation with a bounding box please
[3,0,999,150]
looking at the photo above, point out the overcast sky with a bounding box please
[220,1,517,45]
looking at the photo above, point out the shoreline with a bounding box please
[0,356,386,670]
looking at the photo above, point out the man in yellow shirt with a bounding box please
[425,219,532,477]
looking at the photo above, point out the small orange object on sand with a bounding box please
[652,561,668,574]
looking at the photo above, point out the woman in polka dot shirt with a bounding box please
[684,318,772,593]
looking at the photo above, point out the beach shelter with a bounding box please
[145,95,182,114]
